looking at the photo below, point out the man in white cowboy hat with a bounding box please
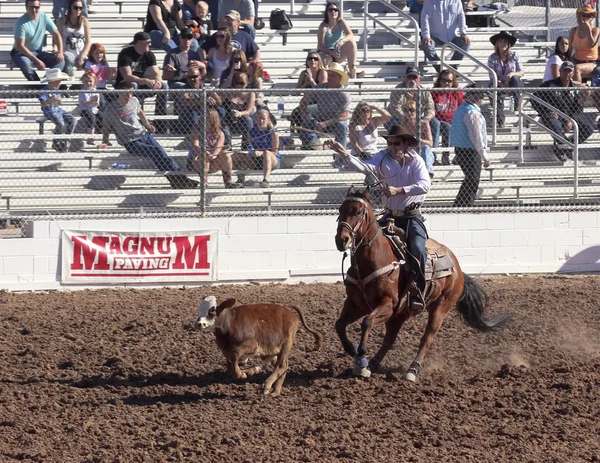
[327,125,431,314]
[298,62,351,153]
[38,68,75,152]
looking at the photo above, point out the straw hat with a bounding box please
[326,62,349,85]
[382,125,418,147]
[576,4,597,18]
[40,68,69,83]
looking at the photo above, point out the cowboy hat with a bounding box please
[326,62,349,85]
[576,4,597,17]
[490,31,517,47]
[465,83,491,100]
[382,125,418,147]
[40,68,69,83]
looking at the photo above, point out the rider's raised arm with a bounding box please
[342,149,381,177]
[403,152,430,196]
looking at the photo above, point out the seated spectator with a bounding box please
[296,51,328,89]
[186,1,212,46]
[181,0,197,22]
[100,82,199,189]
[431,69,463,165]
[246,60,265,108]
[200,10,260,62]
[206,27,233,82]
[421,0,470,72]
[84,43,115,90]
[532,61,593,161]
[73,70,99,149]
[232,108,280,188]
[144,0,199,53]
[543,36,572,83]
[53,0,87,20]
[487,31,524,128]
[399,101,435,177]
[317,2,362,78]
[449,86,491,207]
[569,5,600,82]
[348,102,391,160]
[386,67,439,150]
[162,27,203,89]
[219,48,247,87]
[298,62,351,155]
[56,0,91,70]
[218,0,256,38]
[38,68,74,152]
[190,108,241,188]
[116,32,169,121]
[12,0,65,81]
[222,71,255,146]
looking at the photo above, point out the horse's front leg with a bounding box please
[354,297,394,377]
[335,298,364,358]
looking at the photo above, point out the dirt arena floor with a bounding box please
[1,275,599,462]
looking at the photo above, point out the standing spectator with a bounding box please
[38,68,74,152]
[317,2,362,78]
[386,67,439,150]
[84,43,115,90]
[100,82,199,189]
[298,62,351,153]
[569,4,600,83]
[12,0,65,81]
[162,27,203,89]
[431,69,463,165]
[186,1,212,46]
[449,86,491,207]
[487,31,524,128]
[296,51,328,89]
[348,102,391,159]
[218,0,256,38]
[144,0,199,53]
[53,0,87,20]
[421,0,470,72]
[200,10,260,62]
[532,61,593,161]
[205,27,233,82]
[116,32,169,120]
[56,0,92,70]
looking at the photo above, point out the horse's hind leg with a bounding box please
[405,298,453,382]
[369,311,411,372]
[335,298,364,358]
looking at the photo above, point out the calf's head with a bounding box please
[195,296,236,330]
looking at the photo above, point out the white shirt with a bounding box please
[543,54,563,83]
[464,108,488,161]
[421,0,467,42]
[344,148,430,211]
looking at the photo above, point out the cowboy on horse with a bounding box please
[327,124,430,314]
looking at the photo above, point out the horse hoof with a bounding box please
[404,371,417,382]
[353,365,372,378]
[368,359,380,373]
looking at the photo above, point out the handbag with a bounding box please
[269,8,293,30]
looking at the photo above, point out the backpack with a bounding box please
[269,8,293,30]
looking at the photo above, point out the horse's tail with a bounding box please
[456,274,511,331]
[289,305,323,351]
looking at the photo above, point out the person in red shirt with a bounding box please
[431,70,464,165]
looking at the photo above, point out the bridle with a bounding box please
[337,196,379,250]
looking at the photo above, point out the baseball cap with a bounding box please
[560,61,575,71]
[180,27,194,38]
[406,66,420,78]
[132,31,151,43]
[225,10,240,20]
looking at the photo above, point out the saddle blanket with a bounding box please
[425,239,454,281]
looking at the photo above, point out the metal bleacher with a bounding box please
[0,0,598,222]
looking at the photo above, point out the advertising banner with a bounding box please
[61,230,218,283]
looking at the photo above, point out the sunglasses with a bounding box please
[72,5,83,10]
[387,141,404,147]
[328,8,339,12]
[233,58,242,63]
[27,6,41,10]
[307,56,319,61]
[406,108,416,113]
[216,34,226,38]
[187,75,200,79]
[581,13,593,18]
[440,77,453,83]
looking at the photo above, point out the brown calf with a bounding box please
[195,296,323,396]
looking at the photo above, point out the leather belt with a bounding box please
[385,208,420,217]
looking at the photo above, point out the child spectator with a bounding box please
[190,108,241,188]
[187,1,212,45]
[39,68,75,152]
[232,108,279,188]
[84,43,114,89]
[247,60,264,108]
[78,71,99,145]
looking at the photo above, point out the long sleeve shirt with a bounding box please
[421,0,467,42]
[387,83,435,121]
[344,148,430,211]
[487,52,523,83]
[449,101,489,161]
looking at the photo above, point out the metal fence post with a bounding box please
[199,88,207,217]
[545,0,551,43]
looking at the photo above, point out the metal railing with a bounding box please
[440,41,498,146]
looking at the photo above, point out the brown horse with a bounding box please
[334,186,509,381]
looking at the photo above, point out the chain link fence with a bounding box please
[0,85,599,235]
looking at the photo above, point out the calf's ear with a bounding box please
[216,298,237,315]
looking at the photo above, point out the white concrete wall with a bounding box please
[1,211,599,291]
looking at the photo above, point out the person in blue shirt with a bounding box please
[12,0,65,81]
[38,68,75,152]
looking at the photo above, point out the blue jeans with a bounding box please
[495,75,524,127]
[149,30,199,53]
[240,24,256,39]
[53,0,87,19]
[423,35,470,71]
[421,145,434,175]
[131,81,168,115]
[540,113,594,144]
[47,110,75,134]
[13,50,65,81]
[439,120,451,147]
[429,117,440,148]
[182,3,194,21]
[300,118,348,148]
[123,133,180,172]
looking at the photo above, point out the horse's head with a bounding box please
[335,186,375,252]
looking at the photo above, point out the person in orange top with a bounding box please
[568,4,600,82]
